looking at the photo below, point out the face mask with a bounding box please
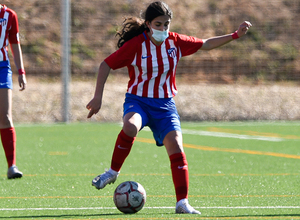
[151,28,169,42]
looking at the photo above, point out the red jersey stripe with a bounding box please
[142,37,153,97]
[153,42,163,98]
[105,31,203,98]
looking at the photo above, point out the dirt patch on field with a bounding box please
[12,75,300,124]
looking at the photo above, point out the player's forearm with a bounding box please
[93,61,111,99]
[10,43,24,70]
[201,34,233,50]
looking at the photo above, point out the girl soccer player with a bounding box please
[87,1,251,214]
[0,4,27,179]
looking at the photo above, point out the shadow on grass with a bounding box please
[0,213,123,219]
[1,213,300,219]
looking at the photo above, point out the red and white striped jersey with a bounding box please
[105,31,203,98]
[0,5,19,62]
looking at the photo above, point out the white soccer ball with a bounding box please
[113,181,146,214]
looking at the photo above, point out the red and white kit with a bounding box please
[105,31,203,98]
[0,5,19,62]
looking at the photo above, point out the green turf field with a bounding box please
[1,121,300,219]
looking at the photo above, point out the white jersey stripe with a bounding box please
[148,78,155,98]
[0,11,9,50]
[0,48,3,61]
[169,39,178,96]
[159,43,169,98]
[136,41,148,97]
[1,12,9,61]
[128,54,138,94]
[165,75,171,97]
[151,42,158,78]
[4,38,9,60]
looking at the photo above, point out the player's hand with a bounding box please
[86,97,102,118]
[18,74,27,91]
[237,21,252,37]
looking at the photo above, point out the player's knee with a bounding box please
[122,121,139,137]
[0,114,12,128]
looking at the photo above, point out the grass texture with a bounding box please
[1,121,300,219]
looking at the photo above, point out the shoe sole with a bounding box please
[92,179,116,190]
[175,208,201,214]
[8,174,23,179]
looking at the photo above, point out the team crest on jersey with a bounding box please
[0,18,7,26]
[168,48,176,58]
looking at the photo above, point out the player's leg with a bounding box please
[0,88,22,179]
[164,130,201,214]
[164,131,189,202]
[110,112,142,172]
[146,96,199,213]
[92,112,143,189]
[0,88,13,128]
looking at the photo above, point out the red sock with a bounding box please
[110,130,135,172]
[170,152,189,202]
[1,127,16,168]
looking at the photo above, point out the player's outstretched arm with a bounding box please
[86,61,111,118]
[201,21,252,50]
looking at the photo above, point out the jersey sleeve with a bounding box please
[175,33,203,57]
[104,37,139,70]
[8,9,20,44]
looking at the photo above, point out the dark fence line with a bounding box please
[7,0,300,82]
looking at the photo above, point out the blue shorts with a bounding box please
[0,61,13,89]
[123,93,181,146]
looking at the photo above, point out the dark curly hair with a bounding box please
[116,1,173,48]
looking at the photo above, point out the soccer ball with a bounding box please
[113,181,146,214]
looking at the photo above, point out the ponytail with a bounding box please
[116,17,146,48]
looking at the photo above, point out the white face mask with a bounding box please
[151,28,169,42]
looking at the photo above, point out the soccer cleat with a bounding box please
[7,165,23,179]
[175,199,201,214]
[92,170,118,189]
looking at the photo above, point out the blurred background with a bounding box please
[4,0,300,123]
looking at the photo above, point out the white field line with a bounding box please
[142,127,284,142]
[181,129,284,142]
[180,122,300,127]
[1,206,300,211]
